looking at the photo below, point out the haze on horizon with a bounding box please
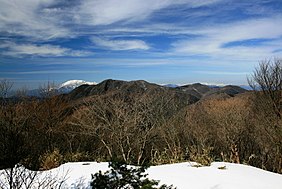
[1,0,282,89]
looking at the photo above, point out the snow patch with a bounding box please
[1,162,282,189]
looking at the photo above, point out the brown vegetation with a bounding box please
[0,59,281,174]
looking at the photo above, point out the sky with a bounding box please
[1,0,282,89]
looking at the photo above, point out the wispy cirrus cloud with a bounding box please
[172,15,282,60]
[194,71,250,75]
[1,70,101,75]
[76,0,221,26]
[91,37,150,51]
[0,0,71,40]
[0,0,222,41]
[0,42,91,57]
[0,0,222,55]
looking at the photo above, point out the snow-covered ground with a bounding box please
[1,162,282,189]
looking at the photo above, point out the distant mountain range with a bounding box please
[7,79,250,97]
[176,83,247,99]
[8,80,97,97]
[164,83,252,90]
[65,79,248,104]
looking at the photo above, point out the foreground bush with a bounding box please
[91,160,174,189]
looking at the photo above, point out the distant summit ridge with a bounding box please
[9,79,247,98]
[67,79,247,102]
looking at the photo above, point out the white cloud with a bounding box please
[172,16,282,60]
[1,70,101,75]
[76,0,222,26]
[91,37,150,50]
[0,0,222,40]
[0,42,91,57]
[195,71,250,75]
[213,16,282,42]
[0,0,70,40]
[1,0,281,62]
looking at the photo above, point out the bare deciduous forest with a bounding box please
[0,59,281,174]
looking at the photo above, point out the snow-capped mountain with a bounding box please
[58,80,97,93]
[59,80,97,90]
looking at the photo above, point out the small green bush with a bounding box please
[90,160,175,189]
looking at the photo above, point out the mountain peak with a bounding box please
[59,80,97,89]
[57,80,97,94]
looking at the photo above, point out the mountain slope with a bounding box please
[176,83,247,99]
[68,79,198,103]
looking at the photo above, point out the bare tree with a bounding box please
[69,94,162,165]
[15,87,28,98]
[248,58,282,118]
[0,79,13,99]
[0,164,68,189]
[39,81,58,98]
[248,58,282,173]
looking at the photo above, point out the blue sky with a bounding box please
[1,0,282,89]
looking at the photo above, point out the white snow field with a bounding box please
[1,162,282,189]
